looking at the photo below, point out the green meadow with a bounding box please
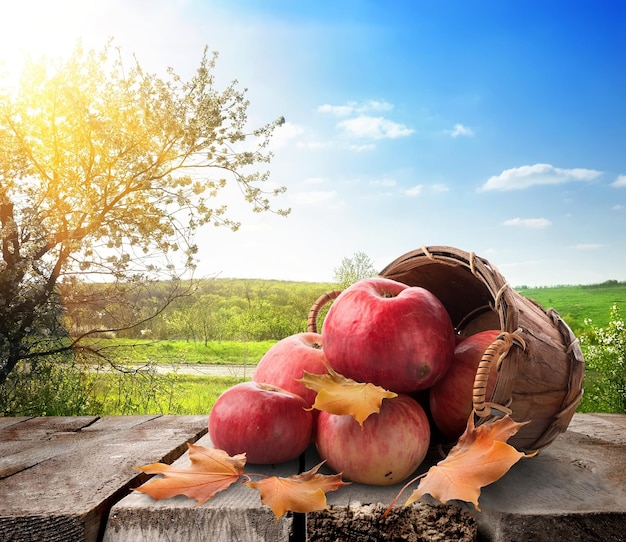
[87,280,625,415]
[3,279,624,416]
[85,338,277,366]
[92,374,246,416]
[87,280,626,369]
[516,281,626,334]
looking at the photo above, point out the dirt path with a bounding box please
[151,364,256,378]
[93,363,256,378]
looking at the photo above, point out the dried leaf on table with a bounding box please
[134,444,246,505]
[405,415,534,511]
[245,461,350,520]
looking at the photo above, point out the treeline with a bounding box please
[516,279,626,290]
[62,278,338,343]
[59,277,625,343]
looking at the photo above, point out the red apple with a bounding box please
[322,277,455,393]
[208,381,313,464]
[252,332,327,407]
[315,394,430,485]
[429,329,501,441]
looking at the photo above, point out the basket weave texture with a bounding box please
[379,245,585,453]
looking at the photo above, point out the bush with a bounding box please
[579,304,626,413]
[0,354,102,417]
[91,366,180,416]
[0,352,183,417]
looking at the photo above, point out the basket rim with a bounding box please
[379,244,585,452]
[308,245,585,452]
[379,245,520,333]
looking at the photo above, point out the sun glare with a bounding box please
[0,1,101,84]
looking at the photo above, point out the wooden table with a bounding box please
[2,413,625,542]
[0,415,208,542]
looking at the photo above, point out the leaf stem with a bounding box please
[382,472,427,518]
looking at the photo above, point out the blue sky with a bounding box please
[2,1,625,286]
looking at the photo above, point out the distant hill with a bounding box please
[202,277,625,334]
[197,277,625,333]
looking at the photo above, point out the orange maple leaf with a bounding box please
[404,415,534,511]
[245,462,350,520]
[299,365,397,427]
[134,444,246,505]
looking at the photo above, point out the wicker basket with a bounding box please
[378,245,585,453]
[309,245,585,453]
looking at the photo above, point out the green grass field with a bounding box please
[80,281,626,415]
[93,374,247,416]
[516,282,626,333]
[87,282,625,367]
[86,338,276,366]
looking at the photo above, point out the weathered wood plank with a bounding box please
[0,416,100,478]
[566,412,626,445]
[471,415,626,541]
[0,415,208,542]
[0,417,33,431]
[106,413,626,542]
[2,413,624,541]
[104,432,295,542]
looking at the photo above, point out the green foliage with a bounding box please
[90,369,176,416]
[88,372,247,416]
[144,278,337,341]
[83,338,275,365]
[4,278,626,417]
[579,304,626,413]
[0,41,287,385]
[0,354,102,416]
[333,251,378,289]
[0,351,246,416]
[146,375,246,415]
[516,281,626,335]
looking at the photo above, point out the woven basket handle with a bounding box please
[307,290,343,333]
[473,331,526,418]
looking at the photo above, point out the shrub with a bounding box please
[0,354,101,417]
[579,304,626,413]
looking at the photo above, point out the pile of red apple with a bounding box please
[208,277,500,486]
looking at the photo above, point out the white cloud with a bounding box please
[317,100,411,144]
[338,116,414,140]
[318,100,394,117]
[404,185,423,197]
[270,121,304,149]
[347,143,376,152]
[573,243,602,250]
[297,141,333,150]
[317,104,354,117]
[298,140,375,152]
[448,123,474,138]
[303,177,327,184]
[611,174,626,188]
[479,164,602,191]
[503,217,552,229]
[431,184,449,192]
[364,100,394,113]
[613,204,624,211]
[370,178,397,188]
[290,190,338,206]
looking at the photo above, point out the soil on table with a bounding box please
[307,501,477,542]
